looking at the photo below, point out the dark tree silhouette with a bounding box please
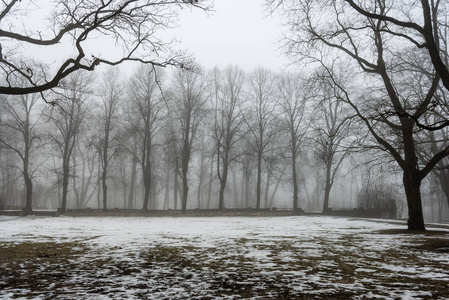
[0,0,206,95]
[268,0,449,230]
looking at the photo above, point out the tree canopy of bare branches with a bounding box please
[0,0,206,95]
[267,0,449,230]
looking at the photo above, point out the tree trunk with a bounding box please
[23,156,32,212]
[207,155,214,209]
[322,163,332,213]
[402,121,426,230]
[197,158,204,210]
[128,156,137,209]
[219,165,228,210]
[256,152,262,209]
[142,166,151,210]
[24,176,32,213]
[173,172,179,210]
[245,170,251,208]
[403,168,426,230]
[96,162,101,209]
[292,154,299,211]
[264,171,270,208]
[181,175,188,213]
[231,167,239,208]
[61,158,70,212]
[218,150,229,210]
[102,172,107,211]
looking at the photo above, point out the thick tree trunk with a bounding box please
[403,169,426,230]
[402,122,426,230]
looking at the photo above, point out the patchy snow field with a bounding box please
[0,215,448,299]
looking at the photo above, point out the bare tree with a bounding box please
[245,67,279,209]
[92,67,122,210]
[125,65,165,210]
[311,76,353,213]
[267,0,449,91]
[0,85,44,212]
[211,66,246,210]
[277,72,309,211]
[0,0,207,95]
[195,124,214,209]
[48,72,91,211]
[168,68,207,212]
[270,0,449,230]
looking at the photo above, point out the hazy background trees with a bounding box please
[169,68,208,213]
[211,66,246,210]
[246,67,279,209]
[48,73,92,212]
[2,0,449,233]
[0,82,44,212]
[277,72,309,211]
[1,63,448,225]
[125,66,166,210]
[93,68,123,210]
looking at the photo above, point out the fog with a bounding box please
[1,64,448,223]
[2,0,449,228]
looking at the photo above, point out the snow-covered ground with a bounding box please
[0,215,448,299]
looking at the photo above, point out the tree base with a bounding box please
[407,219,426,231]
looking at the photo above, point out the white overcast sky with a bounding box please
[172,0,292,72]
[21,0,292,75]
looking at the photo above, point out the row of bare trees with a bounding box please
[2,64,449,226]
[2,0,449,230]
[1,64,361,214]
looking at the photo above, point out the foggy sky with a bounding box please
[172,0,291,71]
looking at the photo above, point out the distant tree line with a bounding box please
[2,0,449,231]
[0,65,350,214]
[1,64,448,224]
